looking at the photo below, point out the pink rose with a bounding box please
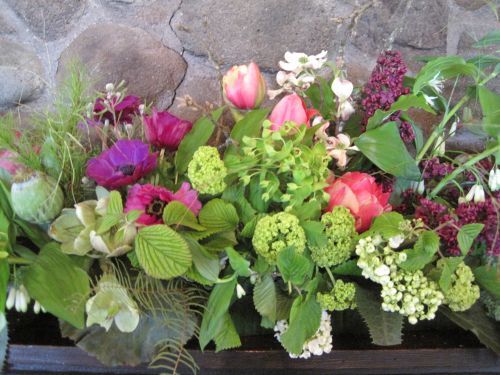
[269,93,310,131]
[223,62,266,110]
[325,172,391,232]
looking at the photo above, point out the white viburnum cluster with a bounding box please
[274,311,333,359]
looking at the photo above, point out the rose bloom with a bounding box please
[325,172,391,232]
[143,109,192,151]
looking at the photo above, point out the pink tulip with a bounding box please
[223,62,266,110]
[269,93,310,131]
[325,172,391,232]
[143,109,192,151]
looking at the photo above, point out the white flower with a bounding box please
[410,180,425,195]
[423,94,437,107]
[331,77,353,102]
[388,235,405,249]
[434,135,445,156]
[488,167,500,192]
[236,284,246,299]
[279,50,328,74]
[105,83,115,93]
[374,264,391,277]
[339,100,355,121]
[428,73,444,94]
[6,285,30,313]
[315,130,358,168]
[465,184,485,203]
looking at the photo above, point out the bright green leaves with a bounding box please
[366,212,404,239]
[226,247,251,277]
[23,243,90,328]
[473,30,500,48]
[473,266,500,299]
[185,237,219,284]
[135,225,192,280]
[199,199,239,233]
[277,247,312,286]
[163,201,205,231]
[227,108,270,146]
[457,223,484,256]
[437,257,463,292]
[400,231,440,272]
[355,122,421,180]
[253,274,278,323]
[279,294,321,355]
[477,86,500,137]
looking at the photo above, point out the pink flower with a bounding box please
[125,182,202,226]
[325,172,391,232]
[143,109,192,151]
[94,95,142,125]
[0,150,28,183]
[269,93,310,131]
[223,62,266,110]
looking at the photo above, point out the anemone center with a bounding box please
[146,199,166,218]
[119,164,136,176]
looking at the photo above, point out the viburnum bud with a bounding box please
[223,62,266,110]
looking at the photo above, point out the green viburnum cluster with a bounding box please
[233,121,330,207]
[317,280,357,311]
[311,207,357,267]
[436,261,480,312]
[187,146,227,195]
[252,212,306,264]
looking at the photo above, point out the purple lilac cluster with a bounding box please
[361,51,414,142]
[420,158,455,181]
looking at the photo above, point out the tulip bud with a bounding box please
[223,62,266,110]
[268,93,308,131]
[332,77,353,102]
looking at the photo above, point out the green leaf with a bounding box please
[366,94,436,130]
[368,212,405,238]
[96,214,121,234]
[107,191,123,215]
[175,115,216,174]
[457,223,484,256]
[318,77,335,118]
[163,201,205,231]
[438,257,464,292]
[135,225,192,280]
[185,237,219,283]
[355,122,421,180]
[467,55,500,69]
[253,274,277,323]
[332,259,362,277]
[228,108,270,144]
[125,210,142,222]
[400,231,440,272]
[199,199,239,232]
[440,304,500,355]
[280,295,322,355]
[473,31,500,48]
[302,220,328,248]
[277,247,311,285]
[290,200,321,222]
[23,243,90,328]
[473,266,500,299]
[199,278,236,350]
[226,247,251,277]
[0,180,12,219]
[221,185,256,224]
[214,312,241,352]
[14,218,50,248]
[478,86,500,137]
[355,285,403,346]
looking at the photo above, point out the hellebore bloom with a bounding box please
[143,109,192,151]
[223,62,266,110]
[325,172,391,232]
[269,93,309,131]
[125,182,202,226]
[94,95,142,124]
[86,140,157,190]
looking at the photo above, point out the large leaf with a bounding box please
[355,286,403,346]
[163,201,205,231]
[457,223,484,256]
[226,247,251,277]
[135,225,192,280]
[478,86,500,137]
[367,212,404,239]
[185,237,219,283]
[280,294,322,355]
[438,257,464,292]
[474,266,500,299]
[355,122,421,180]
[198,199,239,232]
[400,231,440,272]
[332,259,362,277]
[214,312,241,352]
[221,185,256,224]
[277,247,312,286]
[440,304,500,355]
[253,274,277,323]
[23,243,90,328]
[228,108,269,143]
[301,220,327,248]
[175,115,216,174]
[199,278,236,350]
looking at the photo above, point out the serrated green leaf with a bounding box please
[185,237,219,283]
[332,259,362,277]
[126,210,142,222]
[400,231,440,272]
[474,266,500,299]
[221,185,257,225]
[226,247,251,277]
[135,225,192,280]
[355,122,421,180]
[214,312,241,352]
[277,247,311,286]
[458,223,484,256]
[199,199,239,232]
[438,257,464,291]
[473,30,500,48]
[253,274,277,323]
[175,115,216,174]
[280,295,322,355]
[203,230,238,252]
[163,201,205,231]
[440,304,500,355]
[355,285,403,346]
[107,191,123,215]
[290,201,322,222]
[97,214,121,234]
[302,220,327,248]
[368,212,404,239]
[23,243,90,328]
[199,279,236,350]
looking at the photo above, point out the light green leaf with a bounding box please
[478,86,500,137]
[473,266,500,299]
[23,243,90,328]
[107,191,123,215]
[301,220,328,248]
[199,279,236,350]
[458,223,484,256]
[163,201,205,231]
[214,312,241,352]
[135,225,192,280]
[473,31,500,48]
[367,212,405,238]
[355,122,421,180]
[185,237,219,283]
[439,257,464,291]
[290,201,322,222]
[280,295,322,355]
[253,274,277,323]
[221,185,257,225]
[199,199,239,232]
[277,247,311,285]
[126,210,142,222]
[400,231,440,272]
[175,115,216,174]
[228,108,270,144]
[96,214,121,234]
[355,285,403,346]
[226,247,251,277]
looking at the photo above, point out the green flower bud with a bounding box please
[317,280,357,311]
[437,261,480,312]
[187,146,227,195]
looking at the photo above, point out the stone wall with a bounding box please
[0,0,498,123]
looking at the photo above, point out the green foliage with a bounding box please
[277,247,312,286]
[305,77,335,119]
[221,185,256,225]
[331,259,362,277]
[355,286,403,346]
[317,280,356,311]
[187,146,227,195]
[473,30,500,48]
[474,266,500,299]
[437,257,463,292]
[366,212,405,239]
[198,199,239,232]
[457,223,484,256]
[400,231,440,272]
[253,274,278,324]
[477,86,500,137]
[135,225,192,280]
[184,237,219,284]
[225,108,270,156]
[23,242,90,328]
[163,201,205,231]
[355,122,421,180]
[226,247,251,277]
[213,312,241,352]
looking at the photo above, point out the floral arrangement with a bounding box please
[0,31,499,373]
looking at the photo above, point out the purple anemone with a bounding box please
[86,139,157,189]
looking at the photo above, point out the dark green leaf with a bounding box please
[214,312,241,352]
[199,199,239,232]
[228,109,269,144]
[185,237,219,283]
[302,220,328,248]
[226,247,251,277]
[400,231,440,272]
[221,185,256,224]
[332,259,362,277]
[458,223,484,256]
[290,201,321,222]
[163,201,205,231]
[474,266,500,299]
[253,274,277,323]
[14,218,50,248]
[355,122,421,180]
[23,243,90,328]
[0,181,12,219]
[277,247,311,285]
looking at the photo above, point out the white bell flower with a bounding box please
[331,77,353,102]
[488,167,500,192]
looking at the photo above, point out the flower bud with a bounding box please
[331,77,353,102]
[488,167,499,192]
[268,93,308,131]
[223,62,266,110]
[236,284,246,299]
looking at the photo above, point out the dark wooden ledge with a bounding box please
[5,344,500,374]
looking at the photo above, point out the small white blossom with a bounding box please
[435,135,445,156]
[423,94,437,107]
[388,235,405,249]
[331,77,353,102]
[339,100,355,121]
[465,184,485,203]
[410,180,425,195]
[488,167,500,192]
[279,51,328,74]
[428,73,444,94]
[105,83,115,93]
[236,284,246,299]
